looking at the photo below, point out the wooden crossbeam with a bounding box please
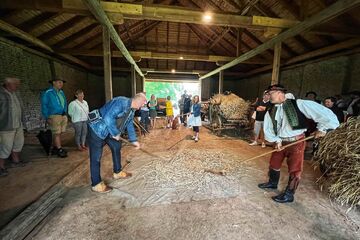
[0,0,299,29]
[55,49,271,64]
[199,0,360,80]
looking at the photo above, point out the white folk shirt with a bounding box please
[264,99,339,143]
[68,99,89,123]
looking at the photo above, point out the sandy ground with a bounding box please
[3,125,360,239]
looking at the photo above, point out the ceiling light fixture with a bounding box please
[203,12,212,22]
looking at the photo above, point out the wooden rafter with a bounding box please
[238,4,299,58]
[0,19,91,69]
[240,38,360,78]
[28,13,63,35]
[38,16,87,41]
[17,12,56,31]
[199,0,360,80]
[185,24,217,55]
[52,23,99,48]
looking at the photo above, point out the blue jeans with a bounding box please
[87,126,122,186]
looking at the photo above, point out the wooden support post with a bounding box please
[142,76,145,93]
[219,70,224,94]
[236,28,242,57]
[131,65,136,97]
[103,27,113,101]
[271,42,282,84]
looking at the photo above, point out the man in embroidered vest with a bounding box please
[87,93,146,193]
[258,84,339,203]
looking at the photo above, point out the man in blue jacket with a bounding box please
[41,78,68,158]
[88,93,146,193]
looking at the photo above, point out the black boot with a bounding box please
[272,187,294,203]
[258,169,280,189]
[57,148,68,158]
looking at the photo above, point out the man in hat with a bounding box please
[258,84,339,203]
[41,78,68,158]
[87,93,146,193]
[0,77,25,177]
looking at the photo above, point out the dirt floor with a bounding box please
[0,128,88,229]
[2,125,360,239]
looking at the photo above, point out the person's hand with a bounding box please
[46,118,52,124]
[132,141,140,150]
[112,134,121,141]
[314,130,326,139]
[275,142,284,152]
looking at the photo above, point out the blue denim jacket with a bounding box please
[89,97,137,142]
[193,103,201,117]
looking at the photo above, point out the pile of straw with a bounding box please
[314,117,360,209]
[210,93,250,122]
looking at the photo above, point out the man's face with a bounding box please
[5,80,20,92]
[263,92,270,101]
[306,93,316,101]
[133,97,147,109]
[269,90,283,104]
[53,80,64,90]
[324,99,334,108]
[76,92,84,101]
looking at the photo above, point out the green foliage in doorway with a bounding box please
[144,81,199,103]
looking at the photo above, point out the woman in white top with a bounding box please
[68,89,89,151]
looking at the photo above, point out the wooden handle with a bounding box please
[240,135,314,164]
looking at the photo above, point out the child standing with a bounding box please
[165,96,174,128]
[188,95,201,142]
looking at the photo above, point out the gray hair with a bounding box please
[4,77,20,84]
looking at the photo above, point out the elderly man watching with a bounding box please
[0,77,25,177]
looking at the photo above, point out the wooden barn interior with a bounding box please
[0,0,359,239]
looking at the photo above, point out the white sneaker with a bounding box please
[195,137,199,142]
[261,142,266,148]
[191,136,196,140]
[249,141,258,146]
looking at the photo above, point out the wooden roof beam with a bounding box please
[199,0,360,80]
[56,49,271,64]
[0,0,299,29]
[52,23,99,49]
[82,0,144,77]
[38,15,88,41]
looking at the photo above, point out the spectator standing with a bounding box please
[148,94,157,129]
[41,78,68,158]
[68,89,89,151]
[324,97,344,123]
[249,91,272,148]
[0,77,25,177]
[165,96,174,128]
[187,95,202,142]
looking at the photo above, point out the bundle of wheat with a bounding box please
[210,93,250,123]
[313,117,360,209]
